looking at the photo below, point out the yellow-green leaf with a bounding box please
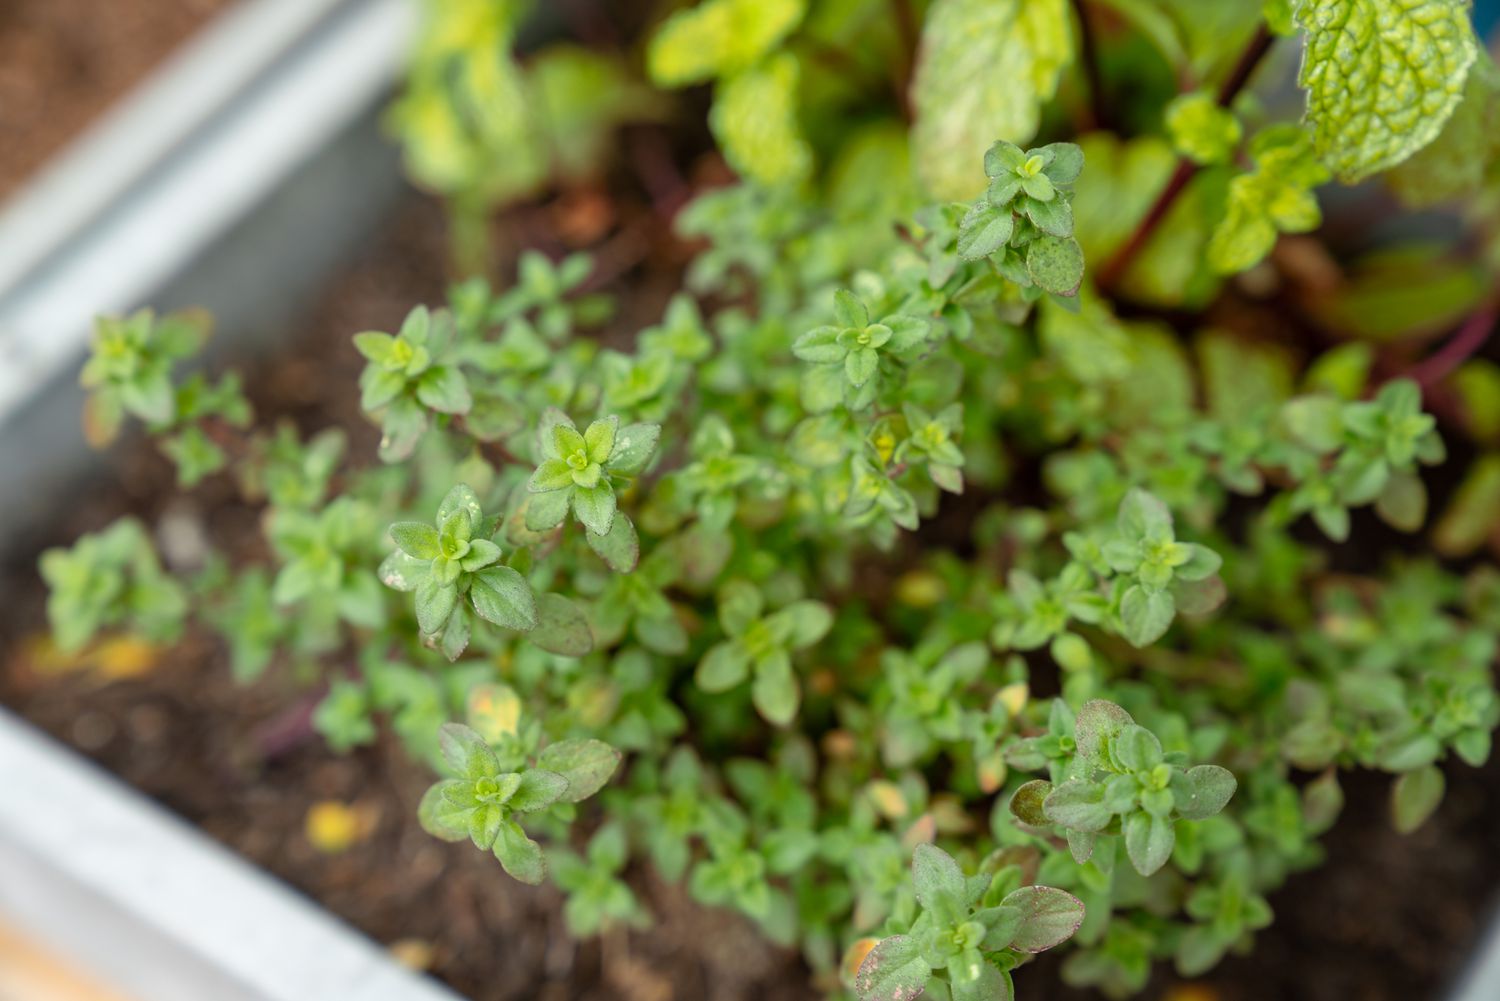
[1386,52,1500,207]
[709,54,813,186]
[647,0,806,86]
[910,0,1072,199]
[1296,0,1479,182]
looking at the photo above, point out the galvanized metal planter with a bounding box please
[0,3,1498,1000]
[0,1,462,998]
[0,0,416,545]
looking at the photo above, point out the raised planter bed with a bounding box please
[3,6,1500,1001]
[0,2,473,999]
[0,705,463,1001]
[0,0,415,542]
[0,0,238,200]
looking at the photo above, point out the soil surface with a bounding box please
[0,0,237,199]
[2,195,1499,1001]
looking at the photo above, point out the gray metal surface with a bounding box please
[0,708,463,1001]
[0,0,468,997]
[0,0,417,545]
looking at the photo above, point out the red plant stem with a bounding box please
[255,688,325,759]
[1097,25,1275,292]
[1095,160,1196,290]
[1217,25,1276,104]
[1408,302,1499,389]
[1070,0,1108,132]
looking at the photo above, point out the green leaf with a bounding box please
[794,326,846,363]
[121,369,175,425]
[438,484,484,526]
[1175,544,1222,582]
[440,604,471,661]
[833,289,869,328]
[1434,453,1500,556]
[752,654,801,725]
[1002,885,1086,953]
[469,566,538,631]
[359,367,405,412]
[709,54,813,186]
[389,522,440,560]
[1165,91,1242,165]
[494,821,548,884]
[1043,780,1112,832]
[801,363,846,413]
[415,577,459,635]
[537,738,623,802]
[1117,488,1172,540]
[459,538,502,572]
[911,843,967,920]
[1115,725,1164,772]
[718,579,765,635]
[697,640,751,691]
[1120,585,1175,647]
[378,550,429,593]
[524,488,571,531]
[1175,765,1237,820]
[911,0,1073,199]
[948,954,1008,1001]
[439,722,499,780]
[845,347,879,387]
[415,365,472,414]
[1388,55,1500,206]
[771,600,833,647]
[1283,396,1346,452]
[1374,470,1427,531]
[529,593,594,656]
[1024,194,1074,238]
[572,483,618,536]
[1391,765,1445,833]
[1296,0,1479,182]
[1009,779,1054,826]
[1175,926,1229,978]
[605,422,662,475]
[957,203,1016,259]
[1073,699,1134,765]
[853,935,932,1001]
[353,331,396,364]
[468,804,503,851]
[1124,811,1175,876]
[509,769,570,812]
[417,781,471,842]
[647,0,806,85]
[1209,126,1329,274]
[584,415,619,463]
[1025,235,1085,296]
[586,513,640,573]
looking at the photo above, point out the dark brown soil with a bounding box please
[2,195,1499,1001]
[0,0,237,198]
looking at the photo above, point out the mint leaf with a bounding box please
[1296,0,1479,181]
[911,0,1072,199]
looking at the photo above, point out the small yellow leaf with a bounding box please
[895,570,946,608]
[841,937,880,984]
[387,938,436,971]
[305,801,376,854]
[466,683,522,741]
[868,780,908,820]
[999,682,1030,718]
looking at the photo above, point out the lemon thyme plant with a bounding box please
[40,1,1500,999]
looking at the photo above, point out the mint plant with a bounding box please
[40,0,1500,998]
